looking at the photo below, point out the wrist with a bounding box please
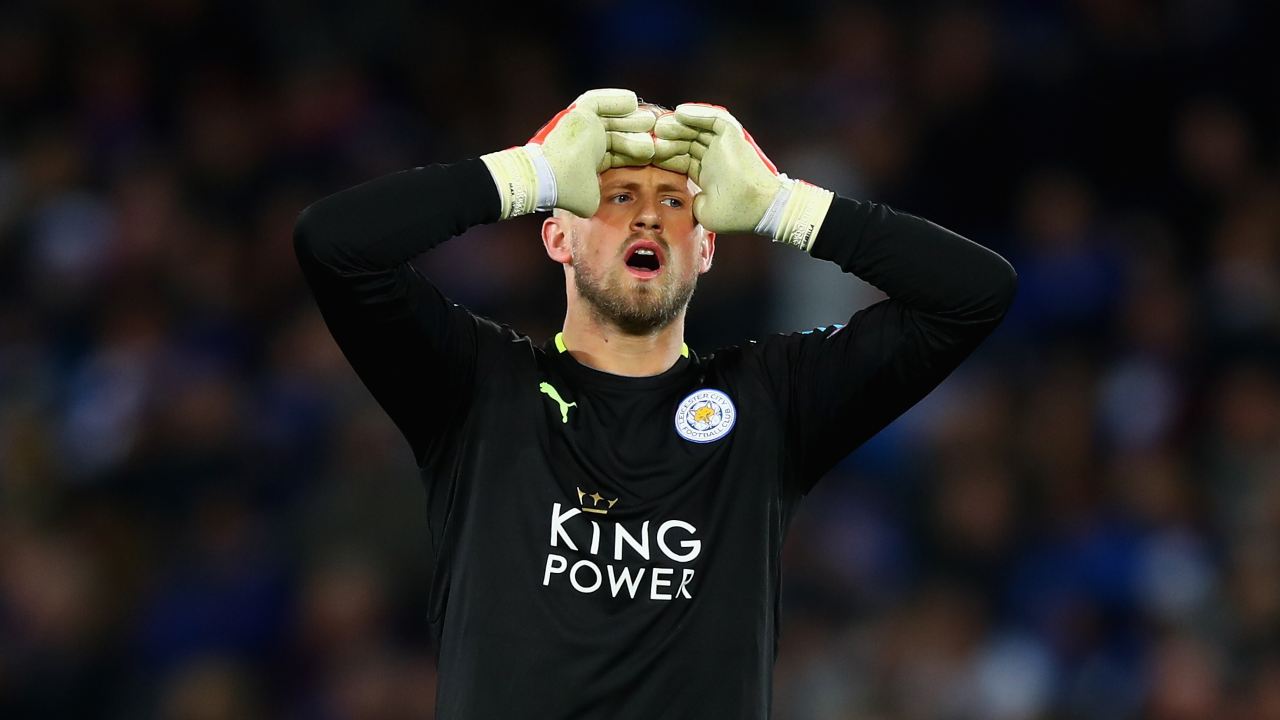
[756,176,835,252]
[480,145,558,219]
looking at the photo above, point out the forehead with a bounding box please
[599,165,697,194]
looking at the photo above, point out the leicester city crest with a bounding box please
[674,388,736,444]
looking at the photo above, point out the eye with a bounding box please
[662,197,684,208]
[610,193,632,204]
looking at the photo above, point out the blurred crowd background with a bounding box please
[2,0,1278,718]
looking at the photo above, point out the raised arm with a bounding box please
[294,89,657,464]
[656,104,1016,490]
[780,197,1016,487]
[293,161,498,465]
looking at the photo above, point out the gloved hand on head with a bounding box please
[654,103,834,251]
[483,92,833,251]
[482,89,657,219]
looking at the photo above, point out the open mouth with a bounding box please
[624,240,664,279]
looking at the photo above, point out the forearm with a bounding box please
[291,160,499,462]
[808,197,1017,324]
[776,200,1016,482]
[293,159,501,272]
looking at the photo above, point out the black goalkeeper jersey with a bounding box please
[293,159,1016,719]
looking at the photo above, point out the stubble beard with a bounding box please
[570,233,699,336]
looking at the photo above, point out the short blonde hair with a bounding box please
[637,100,671,118]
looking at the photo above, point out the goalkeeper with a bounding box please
[294,89,1016,719]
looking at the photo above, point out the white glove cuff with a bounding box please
[754,174,794,239]
[524,143,558,211]
[774,180,835,252]
[480,147,539,219]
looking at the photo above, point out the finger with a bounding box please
[654,154,691,173]
[607,131,655,162]
[573,88,639,117]
[673,103,742,134]
[654,114,700,141]
[604,111,656,134]
[654,137,690,159]
[608,152,653,168]
[692,192,711,226]
[687,141,708,161]
[657,123,713,149]
[686,157,702,185]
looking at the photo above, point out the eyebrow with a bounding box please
[605,181,691,195]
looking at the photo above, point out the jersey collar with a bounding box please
[554,332,689,359]
[549,332,697,390]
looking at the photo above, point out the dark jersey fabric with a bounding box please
[293,159,1016,719]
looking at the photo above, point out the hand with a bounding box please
[655,103,834,250]
[482,89,656,219]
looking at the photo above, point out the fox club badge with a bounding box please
[674,389,736,444]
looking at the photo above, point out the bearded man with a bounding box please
[294,89,1016,719]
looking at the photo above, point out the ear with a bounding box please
[698,229,716,273]
[542,215,573,265]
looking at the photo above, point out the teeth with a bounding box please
[635,249,655,255]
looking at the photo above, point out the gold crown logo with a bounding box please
[576,487,619,515]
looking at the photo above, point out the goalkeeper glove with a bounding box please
[654,103,834,251]
[481,89,656,219]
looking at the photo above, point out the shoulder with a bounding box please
[700,324,848,372]
[453,303,548,368]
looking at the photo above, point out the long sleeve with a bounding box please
[760,196,1018,492]
[292,159,501,465]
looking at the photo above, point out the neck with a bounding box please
[560,301,687,377]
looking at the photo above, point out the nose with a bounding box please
[631,196,662,233]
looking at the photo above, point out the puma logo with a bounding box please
[539,382,577,424]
